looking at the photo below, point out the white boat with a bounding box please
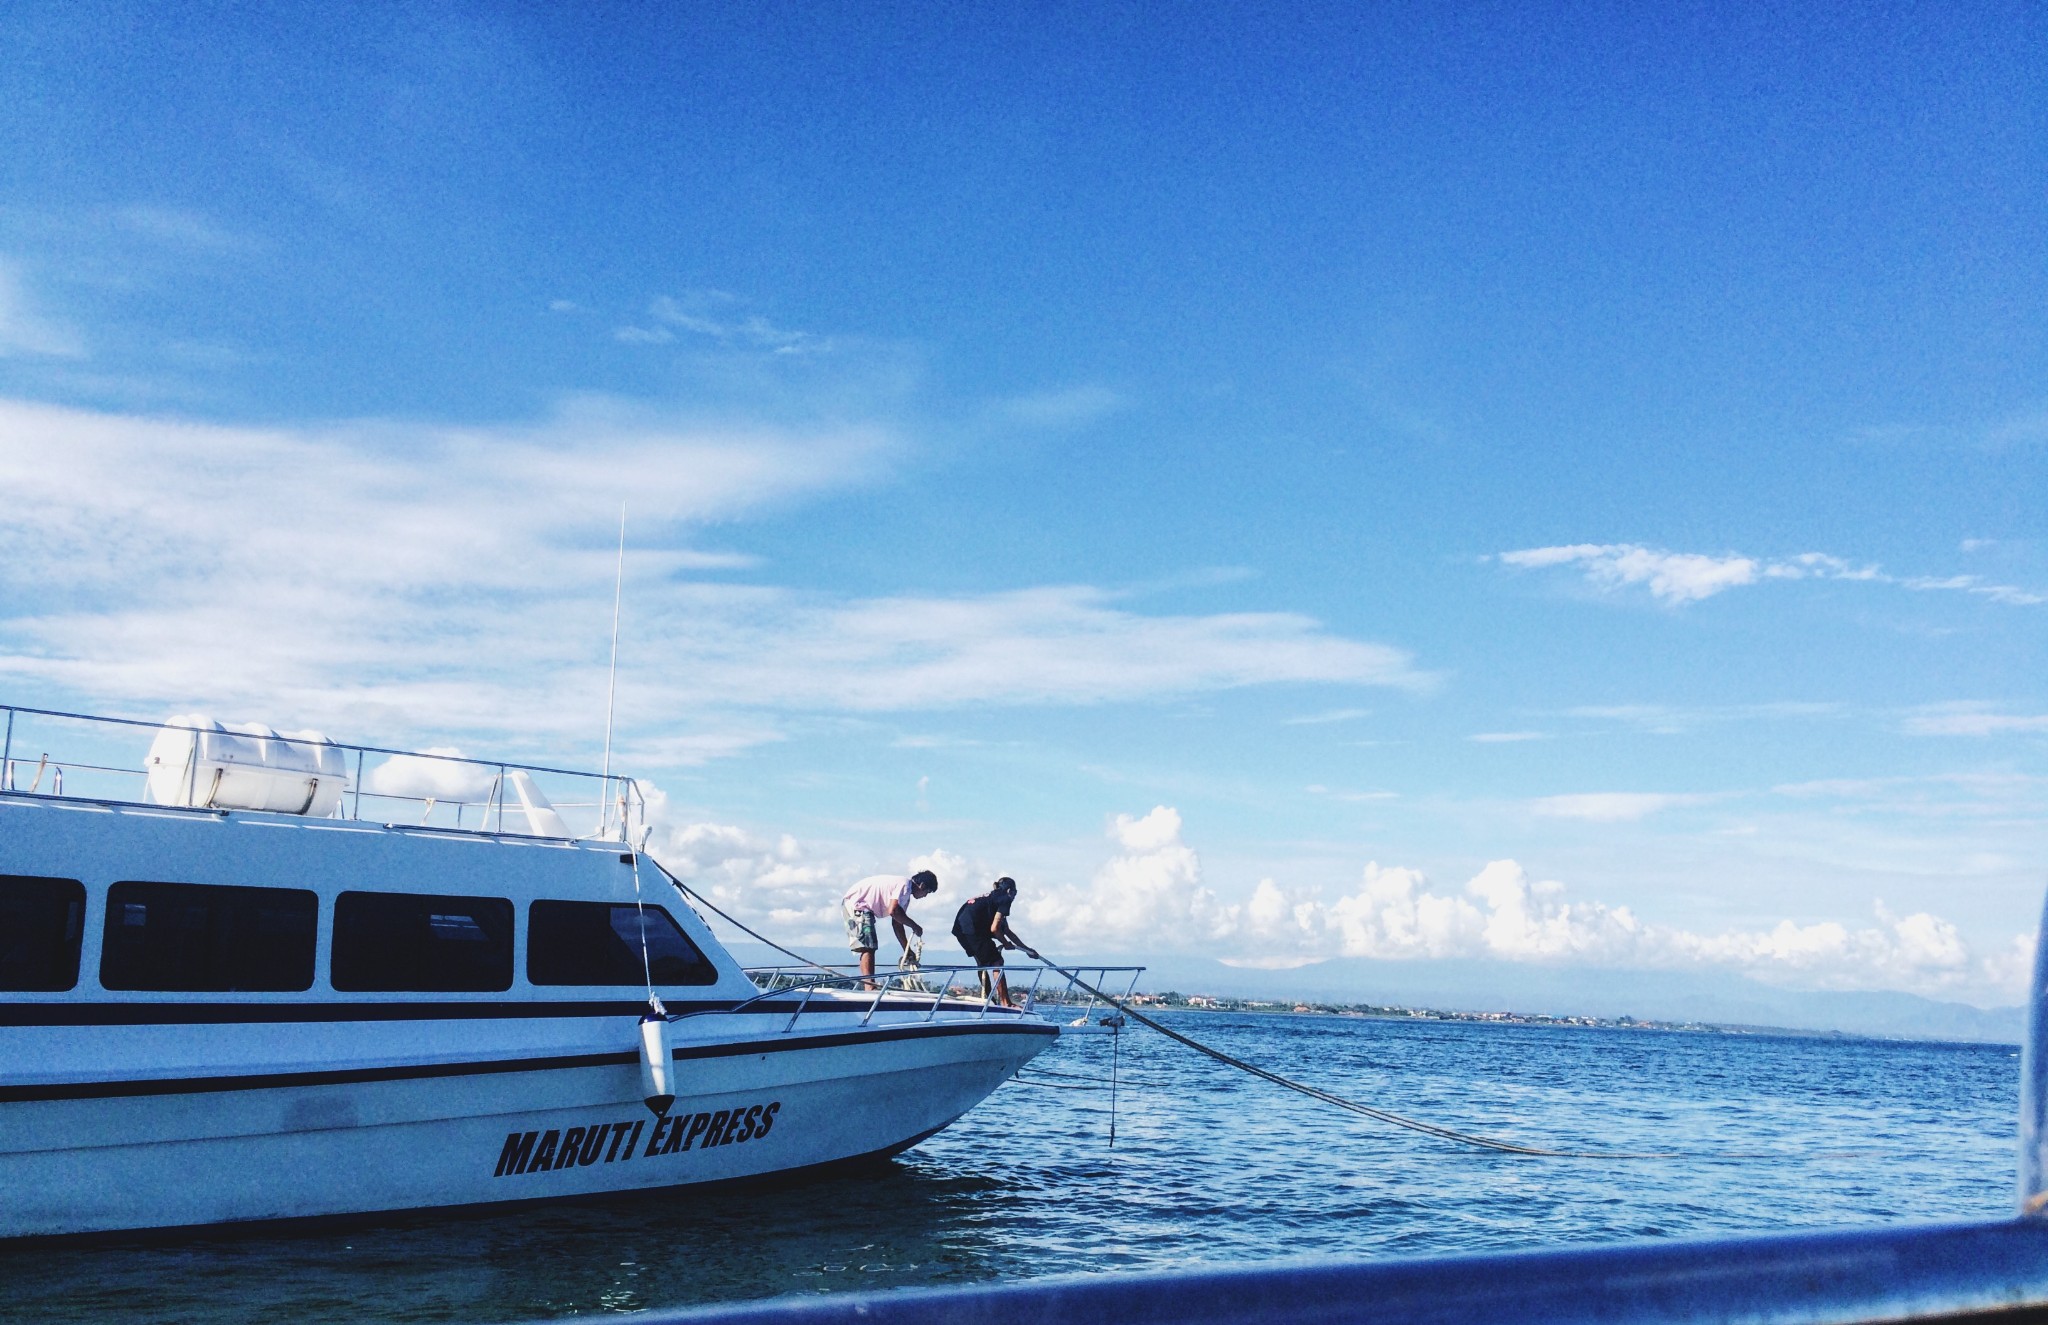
[0,706,1083,1240]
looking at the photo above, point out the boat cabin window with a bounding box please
[100,881,318,992]
[0,875,86,991]
[331,891,514,992]
[526,901,720,987]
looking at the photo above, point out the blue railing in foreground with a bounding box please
[593,1217,2048,1325]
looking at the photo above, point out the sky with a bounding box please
[1,2,2044,1006]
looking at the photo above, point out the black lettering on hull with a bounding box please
[492,1101,782,1176]
[495,1130,538,1176]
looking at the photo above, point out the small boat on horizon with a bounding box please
[0,704,1108,1241]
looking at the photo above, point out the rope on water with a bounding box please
[1047,963,1681,1160]
[1012,1074,1106,1091]
[1022,1065,1179,1090]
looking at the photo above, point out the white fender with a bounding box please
[638,1004,675,1116]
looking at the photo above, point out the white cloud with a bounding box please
[1024,807,1239,949]
[993,385,1126,429]
[638,803,2032,1002]
[361,747,497,801]
[0,399,1423,756]
[648,293,822,355]
[1469,730,1549,743]
[1327,864,1485,959]
[1904,704,2048,737]
[1902,575,2048,607]
[1565,702,1840,735]
[1284,707,1373,726]
[644,817,988,949]
[684,586,1425,711]
[1529,791,1710,822]
[654,820,845,934]
[1499,544,1762,603]
[0,259,83,358]
[106,205,259,255]
[1031,809,2037,1001]
[1499,542,2040,608]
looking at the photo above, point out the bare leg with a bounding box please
[860,949,877,990]
[995,970,1012,1007]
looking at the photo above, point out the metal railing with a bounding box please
[0,702,648,843]
[739,963,1146,1033]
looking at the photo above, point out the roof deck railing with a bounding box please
[0,702,647,844]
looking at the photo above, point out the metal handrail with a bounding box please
[740,963,1147,1033]
[680,967,1007,1033]
[0,700,648,843]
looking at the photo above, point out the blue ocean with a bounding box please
[1,1014,2017,1323]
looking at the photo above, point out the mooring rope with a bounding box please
[1048,964,1682,1160]
[1022,1064,1178,1090]
[644,855,838,975]
[633,865,1732,1161]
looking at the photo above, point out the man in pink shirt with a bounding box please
[842,869,939,987]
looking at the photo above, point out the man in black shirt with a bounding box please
[950,876,1038,1007]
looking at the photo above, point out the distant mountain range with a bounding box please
[727,942,2025,1044]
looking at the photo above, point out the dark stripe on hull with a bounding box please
[0,997,996,1026]
[0,1019,1055,1103]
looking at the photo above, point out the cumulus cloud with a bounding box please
[361,747,498,802]
[653,820,844,933]
[1008,807,2029,1002]
[1498,543,2038,608]
[628,804,2028,1002]
[641,815,990,955]
[0,398,1424,758]
[1026,807,1239,948]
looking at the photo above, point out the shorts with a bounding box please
[844,905,878,954]
[960,934,1002,967]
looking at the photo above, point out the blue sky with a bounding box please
[2,3,2044,1003]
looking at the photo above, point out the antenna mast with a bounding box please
[600,505,626,838]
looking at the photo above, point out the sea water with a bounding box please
[0,1014,2016,1322]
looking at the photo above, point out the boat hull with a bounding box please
[1,1017,1053,1238]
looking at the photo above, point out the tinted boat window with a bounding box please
[332,891,513,992]
[0,875,86,991]
[528,901,719,987]
[101,881,317,992]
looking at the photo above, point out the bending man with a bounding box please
[951,876,1038,1007]
[842,869,938,988]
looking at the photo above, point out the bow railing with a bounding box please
[740,962,1145,1032]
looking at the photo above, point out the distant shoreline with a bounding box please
[1096,990,2010,1045]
